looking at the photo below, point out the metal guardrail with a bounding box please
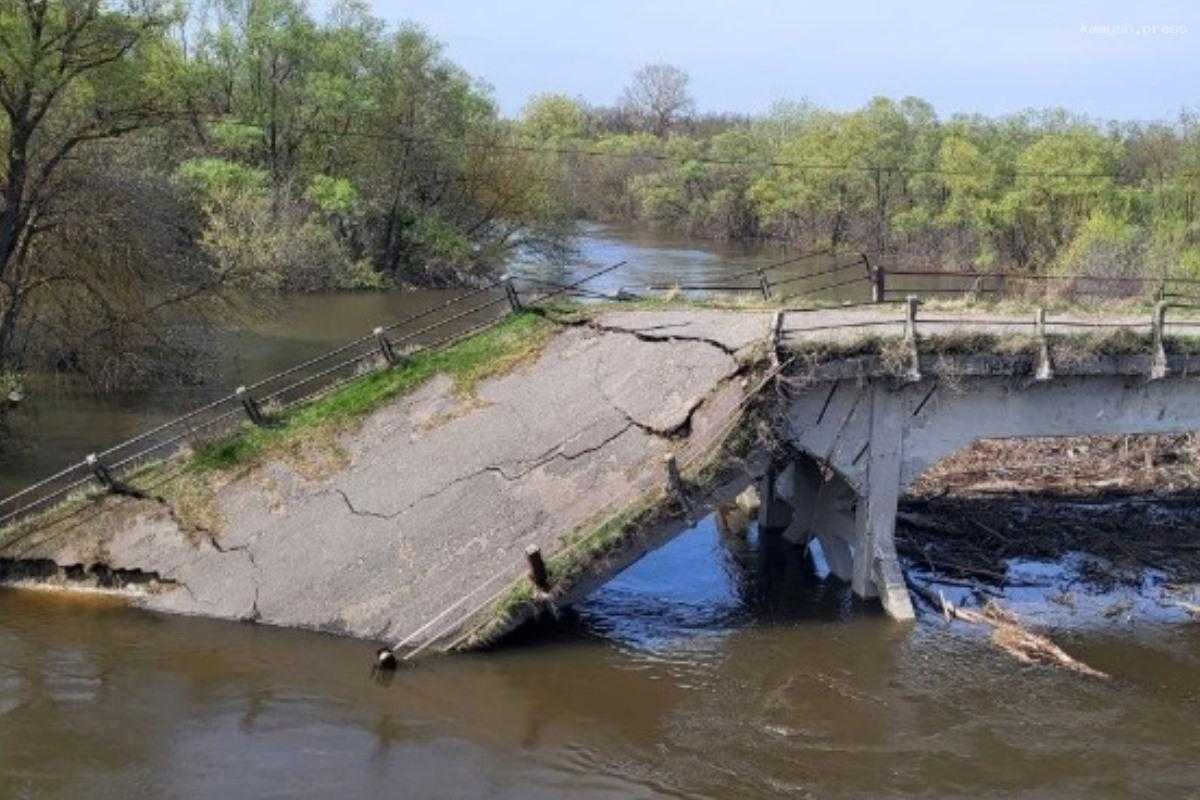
[0,262,628,531]
[876,267,1200,302]
[632,254,1200,308]
[638,250,873,300]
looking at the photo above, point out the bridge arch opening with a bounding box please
[769,367,1200,620]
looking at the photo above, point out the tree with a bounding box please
[621,63,693,138]
[520,93,583,141]
[0,0,181,371]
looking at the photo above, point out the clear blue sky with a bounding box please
[355,0,1197,121]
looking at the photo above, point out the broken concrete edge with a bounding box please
[0,556,180,597]
[0,312,563,553]
[458,489,673,651]
[528,304,772,366]
[447,379,776,652]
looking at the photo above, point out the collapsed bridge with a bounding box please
[2,295,1200,652]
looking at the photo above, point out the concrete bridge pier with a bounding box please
[761,448,914,621]
[853,386,915,621]
[757,381,918,621]
[756,461,794,534]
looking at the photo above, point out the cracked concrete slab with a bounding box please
[0,310,761,646]
[593,309,772,355]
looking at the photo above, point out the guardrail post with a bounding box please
[903,295,920,342]
[525,544,551,592]
[236,386,268,427]
[502,274,523,313]
[903,295,922,382]
[1034,307,1054,381]
[86,453,117,491]
[663,453,694,520]
[86,453,144,498]
[373,326,400,366]
[1151,301,1169,380]
[865,255,885,303]
[758,271,772,301]
[770,311,784,368]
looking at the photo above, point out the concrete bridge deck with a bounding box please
[3,304,1199,649]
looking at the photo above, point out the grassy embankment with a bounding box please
[191,311,555,471]
[0,312,558,547]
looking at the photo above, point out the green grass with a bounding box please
[192,311,556,473]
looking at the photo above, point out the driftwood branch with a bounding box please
[906,575,1109,679]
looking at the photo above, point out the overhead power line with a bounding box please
[295,125,1200,183]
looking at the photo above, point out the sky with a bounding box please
[353,0,1198,122]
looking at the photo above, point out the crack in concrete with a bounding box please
[332,318,742,519]
[583,319,742,356]
[588,353,694,440]
[332,421,642,521]
[540,310,749,357]
[334,488,393,520]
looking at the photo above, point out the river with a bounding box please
[2,225,1199,798]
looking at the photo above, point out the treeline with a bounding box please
[4,1,1200,395]
[524,92,1200,280]
[0,0,567,391]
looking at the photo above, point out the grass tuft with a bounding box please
[191,312,556,474]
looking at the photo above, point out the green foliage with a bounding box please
[1057,211,1143,277]
[176,158,269,198]
[521,93,585,141]
[305,175,359,215]
[208,121,265,158]
[569,96,1200,277]
[179,5,567,285]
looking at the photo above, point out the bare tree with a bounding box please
[0,0,179,370]
[621,63,694,138]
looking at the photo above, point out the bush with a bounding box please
[1056,212,1145,279]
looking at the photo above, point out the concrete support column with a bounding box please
[809,480,857,583]
[757,461,792,534]
[852,383,915,621]
[776,454,857,582]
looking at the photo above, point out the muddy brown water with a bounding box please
[2,226,1199,798]
[4,521,1200,799]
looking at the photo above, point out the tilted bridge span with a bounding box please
[2,282,1199,652]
